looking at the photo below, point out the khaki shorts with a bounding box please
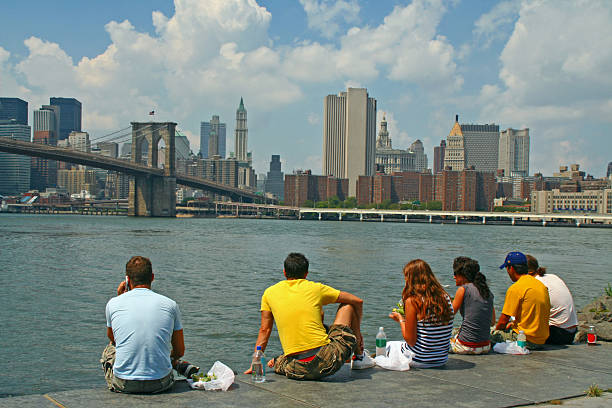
[101,342,174,393]
[450,335,491,355]
[274,324,356,380]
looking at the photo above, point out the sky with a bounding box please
[1,0,611,177]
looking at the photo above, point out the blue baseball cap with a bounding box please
[499,251,527,269]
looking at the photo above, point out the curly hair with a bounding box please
[453,257,491,300]
[402,259,452,323]
[526,254,547,276]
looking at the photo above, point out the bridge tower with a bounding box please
[128,122,177,217]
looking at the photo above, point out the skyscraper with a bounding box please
[433,140,446,174]
[200,115,226,158]
[0,120,31,195]
[31,105,60,190]
[49,97,82,141]
[498,128,530,177]
[409,140,428,172]
[323,87,376,196]
[264,155,284,199]
[607,162,611,178]
[375,115,415,174]
[0,98,28,125]
[443,115,499,173]
[234,98,248,161]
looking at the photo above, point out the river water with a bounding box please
[0,214,610,396]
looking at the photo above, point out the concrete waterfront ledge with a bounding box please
[1,343,610,408]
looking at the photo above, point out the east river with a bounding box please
[0,214,610,396]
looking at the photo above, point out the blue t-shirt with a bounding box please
[105,288,182,380]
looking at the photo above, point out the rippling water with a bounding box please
[0,214,610,396]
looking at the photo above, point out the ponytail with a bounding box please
[454,258,491,300]
[536,266,547,276]
[472,271,492,300]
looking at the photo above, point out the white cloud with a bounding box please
[299,0,360,39]
[376,110,412,149]
[307,113,320,125]
[473,0,520,48]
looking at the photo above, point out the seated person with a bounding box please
[450,257,495,354]
[389,259,454,368]
[245,253,374,380]
[492,251,550,350]
[527,255,578,345]
[102,256,187,393]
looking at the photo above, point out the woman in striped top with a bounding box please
[389,259,454,368]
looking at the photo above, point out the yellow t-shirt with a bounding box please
[502,274,551,344]
[261,279,340,355]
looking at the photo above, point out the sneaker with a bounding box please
[351,349,376,370]
[176,360,199,378]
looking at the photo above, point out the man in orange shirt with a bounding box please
[245,253,374,380]
[492,251,551,349]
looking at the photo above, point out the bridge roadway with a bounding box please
[0,138,265,203]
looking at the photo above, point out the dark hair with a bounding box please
[402,259,452,323]
[512,263,529,275]
[284,253,309,279]
[453,257,491,300]
[126,256,153,286]
[526,254,547,276]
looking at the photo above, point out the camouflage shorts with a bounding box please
[274,324,357,380]
[100,342,174,393]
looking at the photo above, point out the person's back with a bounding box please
[505,274,550,344]
[262,279,338,355]
[458,282,494,345]
[535,273,577,328]
[106,288,180,380]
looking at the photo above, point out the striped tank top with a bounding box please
[401,295,454,367]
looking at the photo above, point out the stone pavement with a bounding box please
[1,343,610,408]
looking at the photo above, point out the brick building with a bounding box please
[284,170,348,207]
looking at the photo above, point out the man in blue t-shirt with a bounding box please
[102,256,185,393]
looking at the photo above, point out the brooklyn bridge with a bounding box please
[0,122,270,216]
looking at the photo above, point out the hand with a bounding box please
[117,280,128,296]
[505,321,514,330]
[267,358,275,368]
[389,311,403,322]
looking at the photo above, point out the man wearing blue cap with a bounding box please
[491,251,550,349]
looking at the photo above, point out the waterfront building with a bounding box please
[104,171,130,199]
[57,168,98,196]
[434,168,496,211]
[444,115,499,173]
[356,171,434,206]
[178,156,239,188]
[0,97,28,125]
[264,155,284,200]
[375,115,415,174]
[0,120,31,195]
[323,87,377,196]
[31,105,60,191]
[200,115,226,158]
[498,128,529,177]
[284,170,348,207]
[409,139,428,172]
[234,99,248,161]
[532,189,612,215]
[433,140,446,174]
[50,97,81,141]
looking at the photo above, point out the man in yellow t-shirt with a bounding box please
[245,253,374,380]
[492,251,551,349]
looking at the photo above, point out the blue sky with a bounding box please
[1,0,611,177]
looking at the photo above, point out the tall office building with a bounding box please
[50,97,82,141]
[200,115,226,158]
[0,98,28,125]
[264,155,284,199]
[31,105,60,190]
[409,140,428,172]
[68,131,90,153]
[0,120,31,195]
[234,98,248,161]
[323,87,376,196]
[498,128,530,177]
[443,115,499,173]
[433,140,446,174]
[607,162,611,178]
[376,115,391,149]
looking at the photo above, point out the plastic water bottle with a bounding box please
[251,346,265,383]
[517,330,527,348]
[376,327,387,357]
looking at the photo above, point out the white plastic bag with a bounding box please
[493,341,530,355]
[374,341,412,371]
[187,361,235,391]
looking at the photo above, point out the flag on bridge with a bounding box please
[149,110,155,115]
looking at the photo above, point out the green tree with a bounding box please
[328,195,341,208]
[343,196,357,208]
[315,201,329,208]
[303,199,314,208]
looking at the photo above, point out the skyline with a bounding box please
[1,0,611,177]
